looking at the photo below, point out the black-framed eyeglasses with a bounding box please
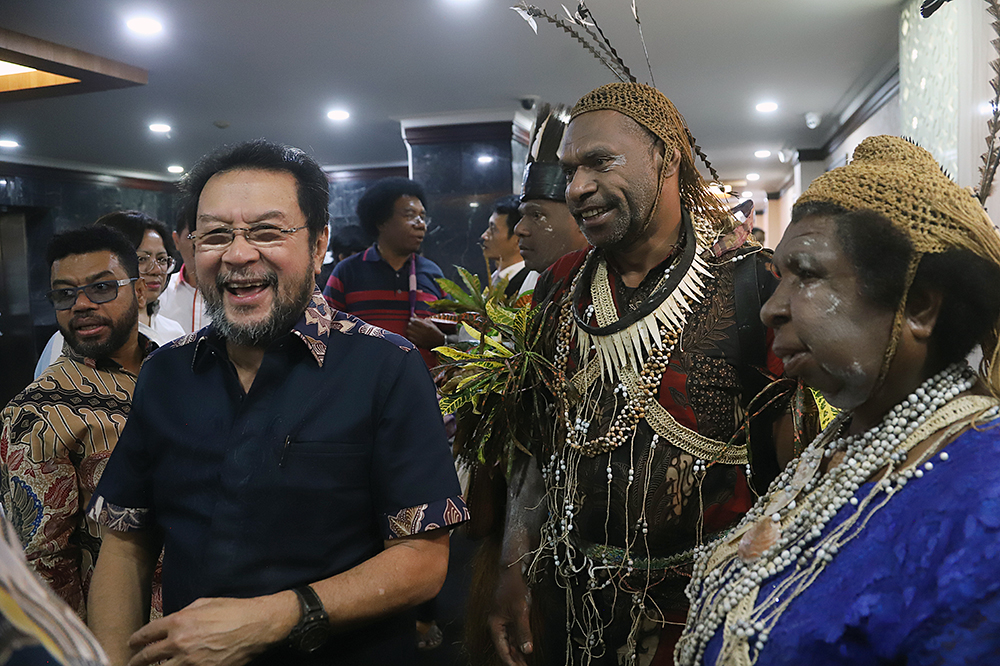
[187,224,308,250]
[46,278,138,311]
[137,252,176,273]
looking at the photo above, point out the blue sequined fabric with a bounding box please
[703,419,1000,664]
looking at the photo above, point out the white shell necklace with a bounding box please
[676,362,995,665]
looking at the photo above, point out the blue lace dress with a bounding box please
[702,418,1000,665]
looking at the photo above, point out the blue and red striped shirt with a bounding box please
[323,243,444,368]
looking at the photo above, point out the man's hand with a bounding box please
[127,593,298,666]
[488,564,534,666]
[406,316,445,349]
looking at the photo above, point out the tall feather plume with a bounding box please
[977,0,1000,204]
[511,2,631,82]
[561,4,630,80]
[630,0,655,88]
[573,2,636,83]
[529,103,571,164]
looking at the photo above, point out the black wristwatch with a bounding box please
[287,585,331,653]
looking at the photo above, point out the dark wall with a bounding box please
[328,166,408,237]
[406,121,526,284]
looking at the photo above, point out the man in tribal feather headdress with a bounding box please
[486,80,796,666]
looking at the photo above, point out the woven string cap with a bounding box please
[570,82,735,246]
[798,135,1000,395]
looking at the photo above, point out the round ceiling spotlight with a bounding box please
[746,173,761,182]
[741,191,753,198]
[805,112,822,130]
[754,150,771,158]
[477,155,494,164]
[149,123,171,133]
[755,102,778,113]
[167,165,184,174]
[326,109,350,121]
[127,17,163,35]
[0,139,19,149]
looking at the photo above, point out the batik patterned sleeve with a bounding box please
[373,347,468,539]
[0,403,86,618]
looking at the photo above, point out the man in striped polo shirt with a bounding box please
[324,178,446,369]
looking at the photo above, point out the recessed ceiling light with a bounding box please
[167,165,184,174]
[477,155,494,164]
[469,202,480,208]
[755,102,778,113]
[326,109,350,121]
[741,191,753,198]
[0,61,36,76]
[127,17,163,35]
[149,123,171,133]
[754,150,771,159]
[0,139,19,149]
[746,173,761,182]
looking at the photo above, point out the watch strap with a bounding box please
[292,585,324,617]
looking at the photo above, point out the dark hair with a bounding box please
[94,210,177,257]
[181,139,330,241]
[356,177,426,239]
[330,225,369,256]
[174,196,196,235]
[493,194,522,238]
[791,200,1000,366]
[46,226,140,279]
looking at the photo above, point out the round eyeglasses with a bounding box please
[137,253,176,273]
[188,224,308,251]
[46,278,138,311]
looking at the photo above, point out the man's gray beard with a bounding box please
[60,294,139,361]
[204,270,314,348]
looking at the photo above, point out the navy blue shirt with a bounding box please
[90,290,467,665]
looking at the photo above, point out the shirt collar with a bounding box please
[63,332,157,373]
[192,288,332,369]
[364,243,425,270]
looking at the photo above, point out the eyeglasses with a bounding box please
[399,210,430,225]
[188,224,308,251]
[46,278,138,311]
[137,252,176,273]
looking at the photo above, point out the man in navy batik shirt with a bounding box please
[87,140,467,666]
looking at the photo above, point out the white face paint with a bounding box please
[761,215,896,412]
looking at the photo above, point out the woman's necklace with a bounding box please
[676,362,995,665]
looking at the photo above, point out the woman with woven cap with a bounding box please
[676,135,1000,665]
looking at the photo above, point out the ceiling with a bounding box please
[0,0,904,196]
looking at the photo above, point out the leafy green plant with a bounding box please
[433,277,559,474]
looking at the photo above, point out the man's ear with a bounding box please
[135,276,148,310]
[313,226,330,275]
[904,284,944,341]
[662,147,682,179]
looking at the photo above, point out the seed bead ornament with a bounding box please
[675,363,999,665]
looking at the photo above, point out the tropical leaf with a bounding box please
[434,346,482,362]
[434,277,480,310]
[457,266,485,306]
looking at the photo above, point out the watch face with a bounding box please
[297,623,332,653]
